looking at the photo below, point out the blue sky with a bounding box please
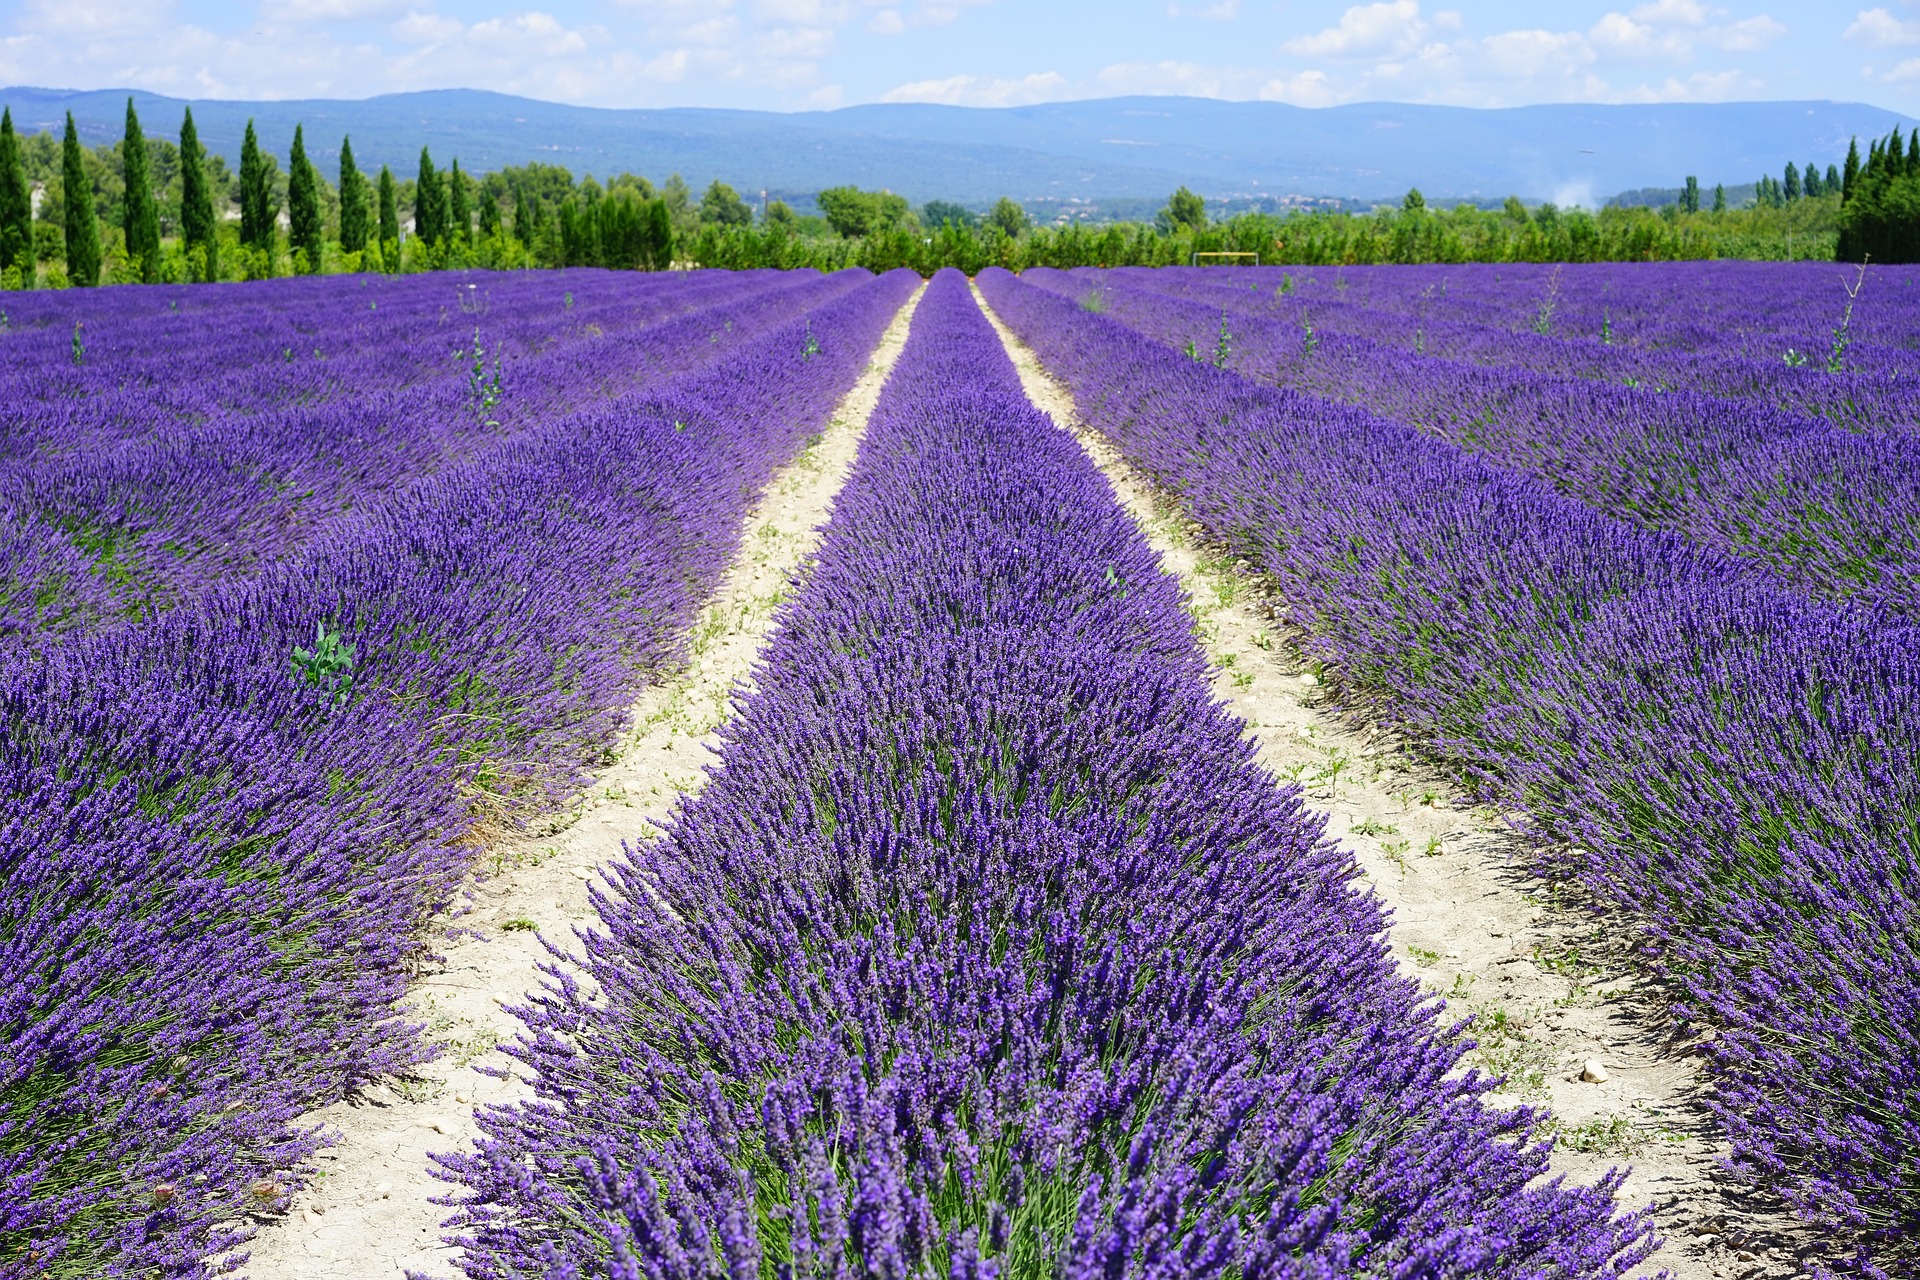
[4,0,1919,115]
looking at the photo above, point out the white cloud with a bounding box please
[260,0,411,21]
[1846,8,1920,47]
[1166,0,1243,18]
[880,70,1067,105]
[868,9,907,34]
[1283,1,1427,60]
[1258,68,1337,105]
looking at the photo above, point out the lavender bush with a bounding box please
[1029,267,1920,619]
[0,268,918,1278]
[978,266,1920,1275]
[432,270,1658,1279]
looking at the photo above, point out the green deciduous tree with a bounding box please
[922,199,975,230]
[816,185,909,238]
[179,107,217,280]
[699,179,752,227]
[121,99,160,282]
[287,124,322,273]
[1163,185,1208,231]
[61,113,101,287]
[987,196,1030,238]
[337,135,368,255]
[0,108,32,279]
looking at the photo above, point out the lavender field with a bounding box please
[1,261,1913,1278]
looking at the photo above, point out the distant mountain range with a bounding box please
[6,86,1915,209]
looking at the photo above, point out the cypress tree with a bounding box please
[478,186,500,238]
[1681,175,1699,213]
[1783,162,1800,202]
[1803,161,1822,198]
[447,158,470,244]
[179,107,217,280]
[62,113,101,287]
[0,108,32,279]
[376,165,399,264]
[287,124,321,273]
[414,147,443,244]
[1827,163,1841,192]
[238,120,278,256]
[1712,183,1726,213]
[513,186,540,243]
[122,100,161,281]
[338,135,368,255]
[646,197,673,270]
[1907,128,1918,174]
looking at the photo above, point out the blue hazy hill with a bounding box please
[6,85,1914,206]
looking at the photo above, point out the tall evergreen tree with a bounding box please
[478,186,501,238]
[1827,163,1841,192]
[1803,161,1823,198]
[179,107,217,280]
[61,112,101,287]
[646,197,673,270]
[287,124,321,273]
[414,148,444,244]
[447,158,470,244]
[377,165,399,262]
[121,99,161,281]
[1712,183,1726,213]
[1783,162,1800,202]
[1907,128,1918,174]
[1844,137,1862,202]
[337,135,368,255]
[1681,175,1700,213]
[0,108,32,279]
[238,119,278,257]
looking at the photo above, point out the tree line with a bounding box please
[1836,126,1920,262]
[0,98,1868,286]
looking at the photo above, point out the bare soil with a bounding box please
[240,285,924,1280]
[977,285,1818,1280]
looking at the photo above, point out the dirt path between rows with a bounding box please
[242,285,924,1280]
[976,284,1815,1280]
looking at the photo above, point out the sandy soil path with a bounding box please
[241,284,924,1280]
[976,284,1815,1280]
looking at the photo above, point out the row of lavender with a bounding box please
[430,270,1657,1279]
[1134,263,1920,435]
[1033,267,1920,621]
[0,270,854,643]
[0,268,919,1278]
[1241,260,1920,380]
[979,267,1920,1271]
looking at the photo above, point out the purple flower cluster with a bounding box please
[432,269,1657,1279]
[977,266,1920,1273]
[1031,266,1920,619]
[0,269,864,644]
[1181,260,1920,425]
[0,267,918,1278]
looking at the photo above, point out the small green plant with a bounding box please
[466,328,504,424]
[563,290,574,310]
[1408,945,1441,967]
[1300,316,1319,358]
[1783,348,1809,368]
[1212,310,1232,368]
[1079,288,1107,313]
[500,917,537,932]
[70,320,83,366]
[1600,311,1613,344]
[1104,564,1128,598]
[1276,273,1294,297]
[801,320,821,360]
[1351,819,1398,837]
[1549,1114,1637,1155]
[1530,266,1561,335]
[1828,258,1868,373]
[292,621,356,708]
[1183,337,1200,362]
[1422,834,1444,857]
